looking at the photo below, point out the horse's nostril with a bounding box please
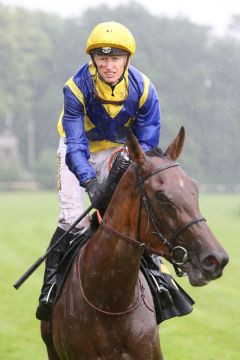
[203,255,219,270]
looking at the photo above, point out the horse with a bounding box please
[41,127,228,360]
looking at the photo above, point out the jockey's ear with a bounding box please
[127,130,148,167]
[165,126,185,161]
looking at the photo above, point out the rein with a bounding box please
[101,162,206,274]
[101,221,157,254]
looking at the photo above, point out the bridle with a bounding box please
[101,161,206,277]
[79,160,206,316]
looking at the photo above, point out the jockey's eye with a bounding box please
[154,191,175,208]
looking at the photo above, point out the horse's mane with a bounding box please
[100,147,165,214]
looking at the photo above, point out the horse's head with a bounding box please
[126,127,229,286]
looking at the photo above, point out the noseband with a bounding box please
[101,162,206,276]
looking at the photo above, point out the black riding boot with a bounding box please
[142,253,195,324]
[35,227,73,321]
[143,253,173,308]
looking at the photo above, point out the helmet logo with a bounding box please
[102,47,112,54]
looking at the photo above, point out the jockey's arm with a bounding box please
[132,82,161,151]
[62,86,96,186]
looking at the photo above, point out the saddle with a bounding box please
[54,213,194,325]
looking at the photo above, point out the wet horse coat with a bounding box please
[41,128,228,360]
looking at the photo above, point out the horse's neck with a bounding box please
[79,197,142,310]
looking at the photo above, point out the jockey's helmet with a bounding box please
[86,21,136,56]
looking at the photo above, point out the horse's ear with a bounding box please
[127,130,147,166]
[165,126,185,160]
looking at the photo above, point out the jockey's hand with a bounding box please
[85,178,104,210]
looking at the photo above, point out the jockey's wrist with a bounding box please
[84,177,97,189]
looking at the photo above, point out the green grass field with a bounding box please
[0,192,239,359]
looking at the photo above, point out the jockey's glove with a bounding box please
[85,178,104,210]
[85,153,131,211]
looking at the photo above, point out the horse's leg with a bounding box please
[41,321,61,360]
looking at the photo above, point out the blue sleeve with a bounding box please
[132,82,161,152]
[62,86,96,186]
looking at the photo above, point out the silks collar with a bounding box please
[89,62,129,106]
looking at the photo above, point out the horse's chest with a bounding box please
[53,308,161,360]
[53,263,162,359]
[57,313,159,359]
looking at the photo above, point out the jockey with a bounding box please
[36,22,193,322]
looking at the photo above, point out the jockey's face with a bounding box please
[93,54,128,85]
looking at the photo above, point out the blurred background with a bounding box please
[0,0,240,190]
[0,1,239,359]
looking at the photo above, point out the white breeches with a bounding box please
[56,137,120,231]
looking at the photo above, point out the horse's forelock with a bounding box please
[145,147,164,158]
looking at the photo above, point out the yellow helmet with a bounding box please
[86,21,136,56]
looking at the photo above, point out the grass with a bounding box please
[0,192,58,360]
[0,192,239,359]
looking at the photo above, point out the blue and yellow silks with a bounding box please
[58,62,161,185]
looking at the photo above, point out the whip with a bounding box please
[13,205,93,290]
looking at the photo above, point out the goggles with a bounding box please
[90,47,129,56]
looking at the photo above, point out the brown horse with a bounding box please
[41,128,228,360]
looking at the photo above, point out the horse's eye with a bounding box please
[154,191,174,207]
